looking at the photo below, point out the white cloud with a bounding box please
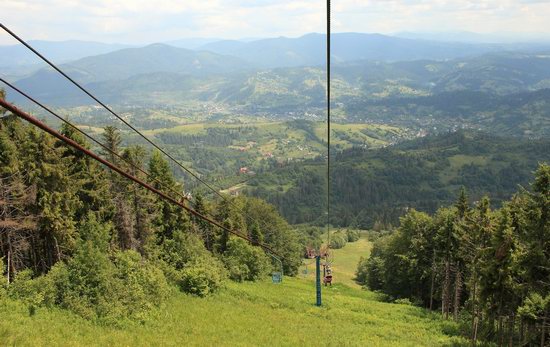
[1,0,549,45]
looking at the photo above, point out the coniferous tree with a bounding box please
[217,218,231,254]
[148,151,189,243]
[33,130,80,270]
[192,193,214,251]
[455,186,470,219]
[122,146,156,253]
[99,126,136,250]
[480,207,521,343]
[463,196,493,343]
[61,123,112,222]
[249,223,263,245]
[434,208,461,319]
[101,126,122,165]
[518,164,550,345]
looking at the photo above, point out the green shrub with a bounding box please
[180,257,225,297]
[160,230,226,297]
[60,232,119,320]
[40,261,69,307]
[365,256,386,291]
[8,270,47,308]
[54,246,172,322]
[329,233,347,249]
[112,251,171,319]
[354,256,369,285]
[7,214,174,323]
[347,229,360,242]
[161,231,209,271]
[223,238,271,282]
[394,298,413,305]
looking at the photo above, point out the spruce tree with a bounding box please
[122,146,156,254]
[33,130,80,270]
[217,218,232,254]
[148,151,188,242]
[61,123,112,222]
[480,207,521,342]
[192,193,214,251]
[249,223,263,245]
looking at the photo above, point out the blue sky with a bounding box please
[1,0,550,44]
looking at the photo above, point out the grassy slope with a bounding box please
[300,233,372,288]
[330,235,372,288]
[0,237,464,346]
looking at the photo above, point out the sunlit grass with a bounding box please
[0,276,465,346]
[0,235,466,346]
[300,232,372,288]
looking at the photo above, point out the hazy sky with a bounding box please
[2,0,550,45]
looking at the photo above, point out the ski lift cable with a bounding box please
[0,98,283,259]
[0,24,218,196]
[0,23,278,244]
[0,77,195,208]
[326,0,332,258]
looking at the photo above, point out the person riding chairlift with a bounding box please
[323,265,333,286]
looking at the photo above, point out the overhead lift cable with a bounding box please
[0,23,223,200]
[0,98,283,260]
[0,77,193,207]
[316,0,332,306]
[326,0,332,251]
[0,23,278,241]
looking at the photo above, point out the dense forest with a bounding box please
[356,165,549,345]
[247,131,550,227]
[0,91,303,323]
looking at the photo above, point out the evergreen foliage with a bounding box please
[223,238,271,282]
[358,164,550,344]
[0,109,302,322]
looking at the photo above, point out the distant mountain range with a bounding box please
[197,33,521,68]
[395,31,550,44]
[11,43,250,102]
[11,48,550,105]
[0,40,131,68]
[3,32,550,138]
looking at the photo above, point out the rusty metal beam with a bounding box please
[0,99,281,258]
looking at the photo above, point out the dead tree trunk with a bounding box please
[541,311,547,347]
[453,262,462,320]
[429,251,436,311]
[442,260,451,319]
[508,314,514,347]
[471,275,478,345]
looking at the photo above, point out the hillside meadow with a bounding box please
[1,236,466,346]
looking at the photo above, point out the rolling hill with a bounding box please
[245,131,550,227]
[0,40,131,68]
[5,40,550,140]
[10,44,251,104]
[199,32,525,68]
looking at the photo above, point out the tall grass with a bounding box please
[1,276,466,346]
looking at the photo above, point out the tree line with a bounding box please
[248,131,550,228]
[356,164,549,345]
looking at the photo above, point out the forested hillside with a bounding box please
[0,98,303,323]
[356,164,549,345]
[247,131,550,227]
[12,50,550,139]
